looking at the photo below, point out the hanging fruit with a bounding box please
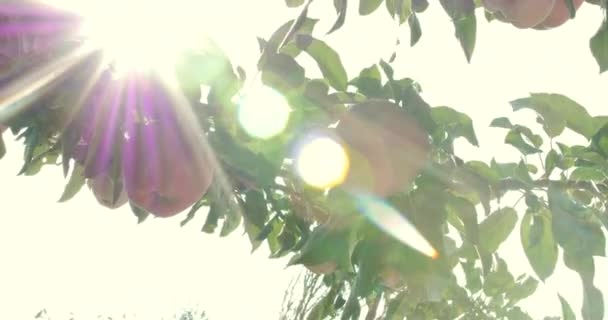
[335,99,430,197]
[121,73,215,217]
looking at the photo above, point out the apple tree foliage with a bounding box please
[2,0,608,319]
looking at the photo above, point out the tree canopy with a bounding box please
[1,0,608,319]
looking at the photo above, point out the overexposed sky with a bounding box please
[1,1,608,319]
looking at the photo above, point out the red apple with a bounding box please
[87,172,128,209]
[121,74,214,217]
[535,0,584,29]
[67,69,123,178]
[335,99,430,197]
[483,0,555,29]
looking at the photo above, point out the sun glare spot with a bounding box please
[237,85,291,139]
[354,193,438,259]
[295,136,350,189]
[48,0,207,73]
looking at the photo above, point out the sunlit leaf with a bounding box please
[285,0,305,7]
[408,13,422,46]
[559,294,576,320]
[506,276,538,306]
[590,18,608,73]
[511,93,597,139]
[359,0,384,15]
[478,207,517,253]
[58,164,86,202]
[549,188,606,257]
[329,0,348,34]
[483,258,514,297]
[520,209,558,281]
[431,106,479,146]
[295,35,348,91]
[446,195,479,244]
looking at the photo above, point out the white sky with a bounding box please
[1,1,608,319]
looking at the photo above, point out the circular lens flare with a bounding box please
[237,86,291,139]
[296,136,350,189]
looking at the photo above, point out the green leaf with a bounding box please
[506,276,538,305]
[505,307,533,320]
[201,202,220,234]
[549,188,606,257]
[483,258,514,297]
[505,128,542,155]
[285,0,305,7]
[359,0,384,15]
[386,0,412,24]
[446,195,479,244]
[544,150,561,178]
[219,197,242,237]
[582,282,604,320]
[462,261,482,293]
[129,201,150,224]
[570,167,606,182]
[243,190,269,228]
[58,164,86,202]
[288,225,355,272]
[440,0,476,61]
[350,64,383,98]
[478,207,517,252]
[262,18,318,60]
[261,53,306,93]
[511,93,596,139]
[520,209,558,281]
[490,117,513,129]
[208,128,279,188]
[590,18,608,73]
[265,217,285,256]
[329,0,348,34]
[0,134,6,160]
[295,35,348,91]
[180,200,206,227]
[454,13,476,62]
[491,160,534,187]
[559,294,576,320]
[244,219,264,252]
[431,106,479,146]
[440,0,474,20]
[408,13,422,47]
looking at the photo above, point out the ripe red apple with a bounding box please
[535,0,584,29]
[67,69,123,178]
[121,75,214,217]
[335,100,430,197]
[87,172,128,209]
[483,0,555,29]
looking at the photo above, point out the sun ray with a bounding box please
[0,43,98,124]
[353,192,438,259]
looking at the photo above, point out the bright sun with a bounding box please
[48,0,208,73]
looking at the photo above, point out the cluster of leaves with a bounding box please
[1,1,608,319]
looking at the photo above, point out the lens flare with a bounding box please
[354,192,438,259]
[295,136,350,189]
[47,0,208,73]
[237,85,291,139]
